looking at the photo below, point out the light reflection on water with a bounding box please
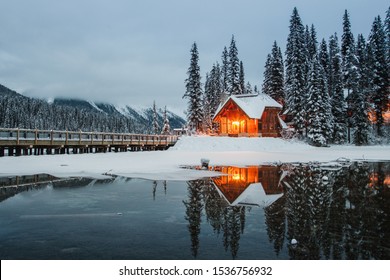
[0,161,389,260]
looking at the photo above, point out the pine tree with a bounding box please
[152,101,159,134]
[203,63,223,132]
[245,81,253,95]
[228,35,241,95]
[306,56,333,146]
[353,34,371,145]
[342,10,358,142]
[209,63,223,112]
[262,54,272,96]
[368,16,388,137]
[203,72,213,131]
[306,24,318,61]
[319,39,330,80]
[329,33,347,143]
[183,42,203,132]
[221,46,229,96]
[161,106,171,135]
[341,10,358,93]
[285,7,308,137]
[239,61,245,94]
[385,7,390,71]
[262,41,285,105]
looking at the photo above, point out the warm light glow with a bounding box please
[232,121,240,126]
[232,169,242,181]
[384,175,390,186]
[369,173,390,187]
[368,102,390,124]
[384,110,390,124]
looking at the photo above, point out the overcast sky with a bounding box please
[0,0,388,116]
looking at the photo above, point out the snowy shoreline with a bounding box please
[0,136,389,181]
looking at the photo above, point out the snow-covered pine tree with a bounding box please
[306,56,333,147]
[262,41,285,106]
[368,16,388,137]
[228,35,241,95]
[319,39,330,81]
[329,33,347,144]
[353,92,370,146]
[262,54,272,95]
[204,63,223,132]
[203,72,213,131]
[221,46,229,96]
[209,62,223,113]
[342,10,358,142]
[161,106,171,135]
[239,61,245,94]
[306,24,318,61]
[285,7,308,137]
[353,34,371,145]
[152,100,159,134]
[183,42,203,132]
[342,10,356,89]
[385,7,390,72]
[245,81,253,95]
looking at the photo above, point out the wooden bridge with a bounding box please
[0,128,179,157]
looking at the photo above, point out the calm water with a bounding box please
[0,162,389,260]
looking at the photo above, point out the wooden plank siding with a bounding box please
[213,99,282,137]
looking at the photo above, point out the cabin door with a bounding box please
[231,121,240,134]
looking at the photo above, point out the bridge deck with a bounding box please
[0,128,179,156]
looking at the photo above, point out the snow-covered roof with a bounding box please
[213,93,282,120]
[214,182,283,207]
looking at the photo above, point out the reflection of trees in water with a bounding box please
[183,180,204,258]
[264,196,286,256]
[266,162,390,259]
[222,206,244,259]
[183,179,247,259]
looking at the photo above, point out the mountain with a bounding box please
[0,84,186,133]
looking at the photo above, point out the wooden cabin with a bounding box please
[213,93,285,137]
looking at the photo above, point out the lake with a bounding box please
[0,161,389,260]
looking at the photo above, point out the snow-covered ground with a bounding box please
[1,136,389,180]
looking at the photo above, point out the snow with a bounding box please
[0,135,389,181]
[88,101,104,113]
[214,93,282,119]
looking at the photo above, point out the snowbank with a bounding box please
[0,136,389,180]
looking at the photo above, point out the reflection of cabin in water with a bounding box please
[212,165,285,207]
[213,94,286,137]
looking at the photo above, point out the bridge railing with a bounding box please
[0,128,179,147]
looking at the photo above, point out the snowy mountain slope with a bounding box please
[0,84,186,132]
